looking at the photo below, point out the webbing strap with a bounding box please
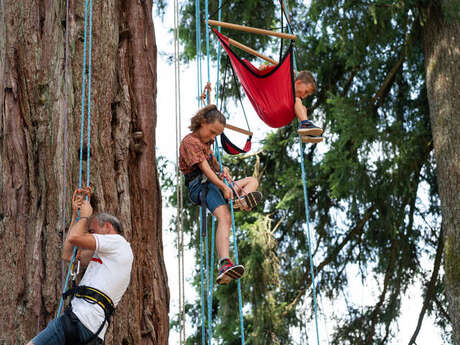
[63,285,114,344]
[64,285,115,316]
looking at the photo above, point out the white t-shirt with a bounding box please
[71,234,133,339]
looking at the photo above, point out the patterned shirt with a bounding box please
[179,133,220,175]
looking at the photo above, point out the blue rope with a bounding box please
[281,1,321,344]
[57,0,93,317]
[207,216,216,344]
[86,0,94,186]
[213,140,245,345]
[195,1,207,344]
[195,0,201,106]
[215,0,223,109]
[200,211,206,345]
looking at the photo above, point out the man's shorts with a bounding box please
[31,309,102,345]
[188,178,233,213]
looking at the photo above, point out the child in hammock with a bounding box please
[294,70,323,143]
[179,104,263,285]
[259,65,323,143]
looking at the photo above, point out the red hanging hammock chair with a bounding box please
[221,132,252,155]
[213,29,296,128]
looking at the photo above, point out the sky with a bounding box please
[153,2,445,344]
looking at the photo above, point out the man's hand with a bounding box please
[80,200,93,218]
[72,191,83,216]
[72,187,92,216]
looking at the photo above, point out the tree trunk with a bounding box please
[0,0,169,344]
[422,1,460,343]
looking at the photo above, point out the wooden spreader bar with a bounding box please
[208,20,296,41]
[228,37,277,65]
[225,124,253,136]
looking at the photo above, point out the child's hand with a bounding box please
[221,167,231,181]
[221,184,233,200]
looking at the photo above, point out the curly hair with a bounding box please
[296,70,317,92]
[189,104,226,132]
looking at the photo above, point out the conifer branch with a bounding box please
[408,226,444,345]
[364,239,397,345]
[371,53,405,110]
[282,205,375,315]
[433,295,451,323]
[371,25,416,112]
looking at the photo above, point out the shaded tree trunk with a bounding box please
[0,0,169,344]
[422,1,460,343]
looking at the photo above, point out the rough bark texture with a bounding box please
[0,0,169,344]
[422,1,460,344]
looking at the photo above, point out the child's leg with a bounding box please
[294,99,308,122]
[295,98,323,138]
[212,204,232,260]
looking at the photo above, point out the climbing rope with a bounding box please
[60,0,71,287]
[281,1,321,344]
[192,0,247,343]
[57,0,94,317]
[174,0,186,342]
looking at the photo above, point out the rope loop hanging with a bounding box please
[57,0,94,317]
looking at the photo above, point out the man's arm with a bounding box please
[67,201,96,249]
[62,200,96,262]
[62,218,96,261]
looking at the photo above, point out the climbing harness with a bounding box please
[61,285,115,345]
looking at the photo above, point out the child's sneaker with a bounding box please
[297,120,323,136]
[233,191,263,211]
[301,135,323,144]
[216,258,245,285]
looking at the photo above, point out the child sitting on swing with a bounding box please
[179,104,262,285]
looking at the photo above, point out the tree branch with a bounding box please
[408,225,445,345]
[282,205,375,315]
[364,239,398,345]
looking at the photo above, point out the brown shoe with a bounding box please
[233,191,263,211]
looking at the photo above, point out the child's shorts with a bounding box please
[188,178,230,213]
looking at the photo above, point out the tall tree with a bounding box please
[422,1,460,343]
[172,0,457,344]
[0,0,169,344]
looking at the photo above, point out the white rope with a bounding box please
[174,0,186,342]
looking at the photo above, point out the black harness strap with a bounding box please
[63,285,115,345]
[200,180,209,237]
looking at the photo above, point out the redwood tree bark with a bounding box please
[0,1,169,344]
[422,1,460,343]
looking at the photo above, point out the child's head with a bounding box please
[295,70,317,100]
[190,104,226,144]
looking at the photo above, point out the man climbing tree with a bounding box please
[0,0,169,344]
[29,189,133,345]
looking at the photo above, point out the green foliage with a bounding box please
[166,0,451,344]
